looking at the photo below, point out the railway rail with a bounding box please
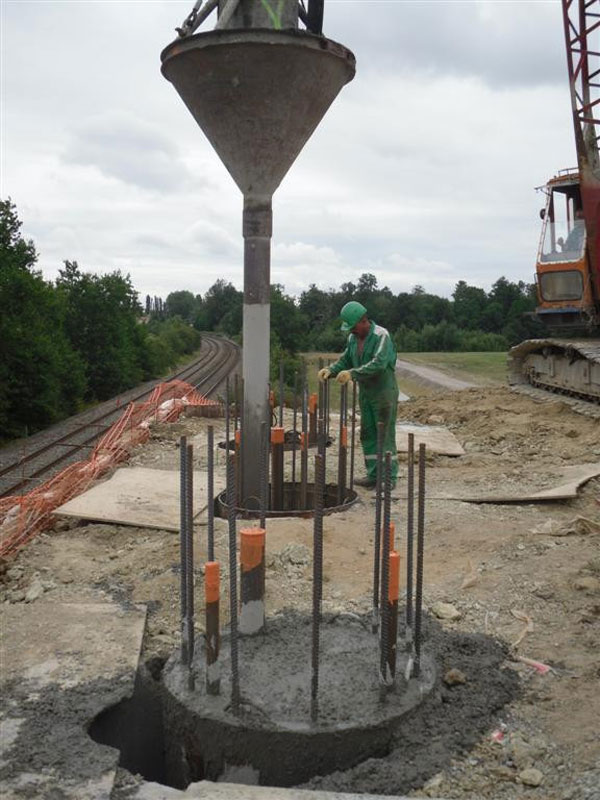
[0,334,239,498]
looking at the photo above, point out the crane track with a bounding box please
[0,334,240,498]
[508,338,600,420]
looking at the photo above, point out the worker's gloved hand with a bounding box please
[317,368,331,383]
[336,370,352,385]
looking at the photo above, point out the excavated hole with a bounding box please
[216,481,359,519]
[87,621,520,793]
[89,658,168,785]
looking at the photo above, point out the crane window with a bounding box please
[539,270,583,301]
[540,187,586,263]
[541,221,586,262]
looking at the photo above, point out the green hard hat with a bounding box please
[340,301,367,332]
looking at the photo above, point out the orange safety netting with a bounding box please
[0,381,220,560]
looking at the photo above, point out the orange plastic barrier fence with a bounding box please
[0,381,219,560]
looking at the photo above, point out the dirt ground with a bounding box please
[1,385,599,798]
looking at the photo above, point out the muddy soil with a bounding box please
[1,385,599,798]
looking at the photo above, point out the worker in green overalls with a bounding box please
[318,301,399,488]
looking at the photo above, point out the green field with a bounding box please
[396,351,507,385]
[301,351,507,403]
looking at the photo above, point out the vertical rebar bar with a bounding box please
[279,360,284,428]
[270,427,285,511]
[317,357,324,420]
[207,426,215,563]
[349,380,357,492]
[226,453,240,712]
[372,421,384,633]
[379,451,392,698]
[234,430,241,506]
[225,376,230,454]
[317,416,326,504]
[185,443,195,687]
[234,374,239,433]
[406,432,415,634]
[318,384,327,481]
[291,371,298,507]
[179,435,189,664]
[259,421,268,529]
[414,443,426,678]
[311,452,325,723]
[301,382,309,509]
[337,383,348,505]
[324,376,330,442]
[238,377,244,505]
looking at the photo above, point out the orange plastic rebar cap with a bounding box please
[240,527,266,571]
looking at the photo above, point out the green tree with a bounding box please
[0,200,86,439]
[452,280,488,330]
[195,279,242,333]
[57,262,145,400]
[165,289,198,322]
[270,284,307,353]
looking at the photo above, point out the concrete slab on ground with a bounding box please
[396,423,465,457]
[54,467,224,531]
[440,462,600,503]
[0,600,146,799]
[131,780,447,799]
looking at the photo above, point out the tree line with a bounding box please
[0,200,201,441]
[162,271,542,361]
[1,197,542,442]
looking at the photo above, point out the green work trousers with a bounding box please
[359,383,398,482]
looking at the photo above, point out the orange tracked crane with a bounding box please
[509,0,600,403]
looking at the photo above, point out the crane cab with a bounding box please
[535,170,597,331]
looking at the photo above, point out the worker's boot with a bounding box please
[354,476,376,488]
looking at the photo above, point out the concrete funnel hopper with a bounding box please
[161,30,355,197]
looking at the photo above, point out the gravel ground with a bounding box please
[1,384,599,798]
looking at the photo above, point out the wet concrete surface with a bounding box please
[162,611,436,787]
[300,622,520,795]
[156,610,518,793]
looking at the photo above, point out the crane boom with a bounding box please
[508,0,600,405]
[562,0,600,291]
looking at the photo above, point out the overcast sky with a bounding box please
[2,1,576,302]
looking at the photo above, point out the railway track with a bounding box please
[0,334,240,498]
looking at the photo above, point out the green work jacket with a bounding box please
[329,321,398,401]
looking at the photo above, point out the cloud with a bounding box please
[2,1,577,302]
[327,2,564,89]
[62,111,192,192]
[186,218,242,260]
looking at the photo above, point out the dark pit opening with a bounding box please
[89,659,169,786]
[215,481,359,518]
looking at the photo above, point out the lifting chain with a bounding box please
[176,0,217,38]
